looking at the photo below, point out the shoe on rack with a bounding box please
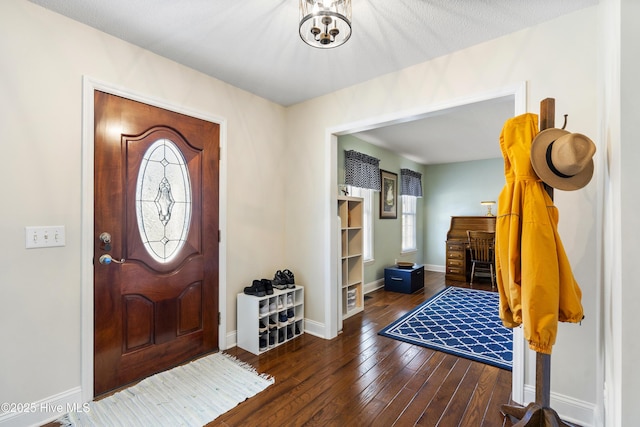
[269,300,276,313]
[287,327,293,340]
[268,318,277,330]
[257,280,267,295]
[287,309,295,322]
[261,278,274,295]
[277,296,284,310]
[259,303,269,316]
[259,338,267,351]
[272,270,288,290]
[244,279,266,297]
[295,325,301,335]
[259,320,268,332]
[279,312,289,327]
[269,334,275,347]
[278,329,285,343]
[286,294,293,307]
[283,269,295,288]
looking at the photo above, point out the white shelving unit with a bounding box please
[237,286,304,355]
[338,196,364,320]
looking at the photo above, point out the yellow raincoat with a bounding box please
[495,113,584,354]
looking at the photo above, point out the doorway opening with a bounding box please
[327,82,526,403]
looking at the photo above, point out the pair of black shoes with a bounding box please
[243,278,274,296]
[272,269,295,290]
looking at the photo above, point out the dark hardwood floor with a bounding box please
[213,271,517,427]
[42,271,519,427]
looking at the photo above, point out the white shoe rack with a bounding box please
[237,285,304,355]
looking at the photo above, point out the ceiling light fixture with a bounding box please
[299,0,352,49]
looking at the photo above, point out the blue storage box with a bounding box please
[384,265,424,294]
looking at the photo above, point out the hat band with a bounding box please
[546,141,575,179]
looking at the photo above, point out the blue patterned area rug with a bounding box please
[379,287,512,370]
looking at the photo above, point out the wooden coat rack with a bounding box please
[500,98,578,427]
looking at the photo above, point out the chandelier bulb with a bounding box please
[299,0,352,49]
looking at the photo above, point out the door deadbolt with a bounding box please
[99,232,112,251]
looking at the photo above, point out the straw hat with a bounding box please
[530,128,596,191]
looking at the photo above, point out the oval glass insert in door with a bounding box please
[135,138,192,263]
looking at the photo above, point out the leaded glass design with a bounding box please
[136,138,191,263]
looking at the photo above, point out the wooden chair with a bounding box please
[467,230,496,289]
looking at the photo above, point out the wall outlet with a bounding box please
[25,226,66,248]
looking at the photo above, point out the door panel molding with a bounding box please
[81,76,228,402]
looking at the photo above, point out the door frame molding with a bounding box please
[325,81,527,404]
[80,76,228,402]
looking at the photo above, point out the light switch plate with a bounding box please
[25,226,66,248]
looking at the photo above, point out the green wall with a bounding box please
[338,135,505,284]
[423,158,504,269]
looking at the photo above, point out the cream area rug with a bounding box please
[58,352,274,427]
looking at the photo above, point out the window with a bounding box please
[136,138,191,263]
[401,195,417,252]
[400,168,421,252]
[348,186,374,262]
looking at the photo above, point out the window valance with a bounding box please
[344,150,381,191]
[400,168,423,197]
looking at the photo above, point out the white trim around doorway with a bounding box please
[324,81,527,405]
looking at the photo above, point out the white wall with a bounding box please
[285,6,600,424]
[599,0,640,425]
[0,0,286,421]
[601,0,620,424]
[617,0,640,424]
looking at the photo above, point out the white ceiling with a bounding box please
[350,95,516,164]
[28,0,596,164]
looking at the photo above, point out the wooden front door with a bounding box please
[93,91,219,396]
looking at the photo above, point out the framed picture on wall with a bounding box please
[380,170,397,219]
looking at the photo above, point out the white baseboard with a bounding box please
[302,318,326,338]
[364,278,384,294]
[0,387,83,427]
[523,385,596,427]
[424,264,445,272]
[224,330,237,350]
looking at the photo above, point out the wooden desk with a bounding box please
[445,216,496,282]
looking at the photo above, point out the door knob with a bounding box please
[99,254,125,265]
